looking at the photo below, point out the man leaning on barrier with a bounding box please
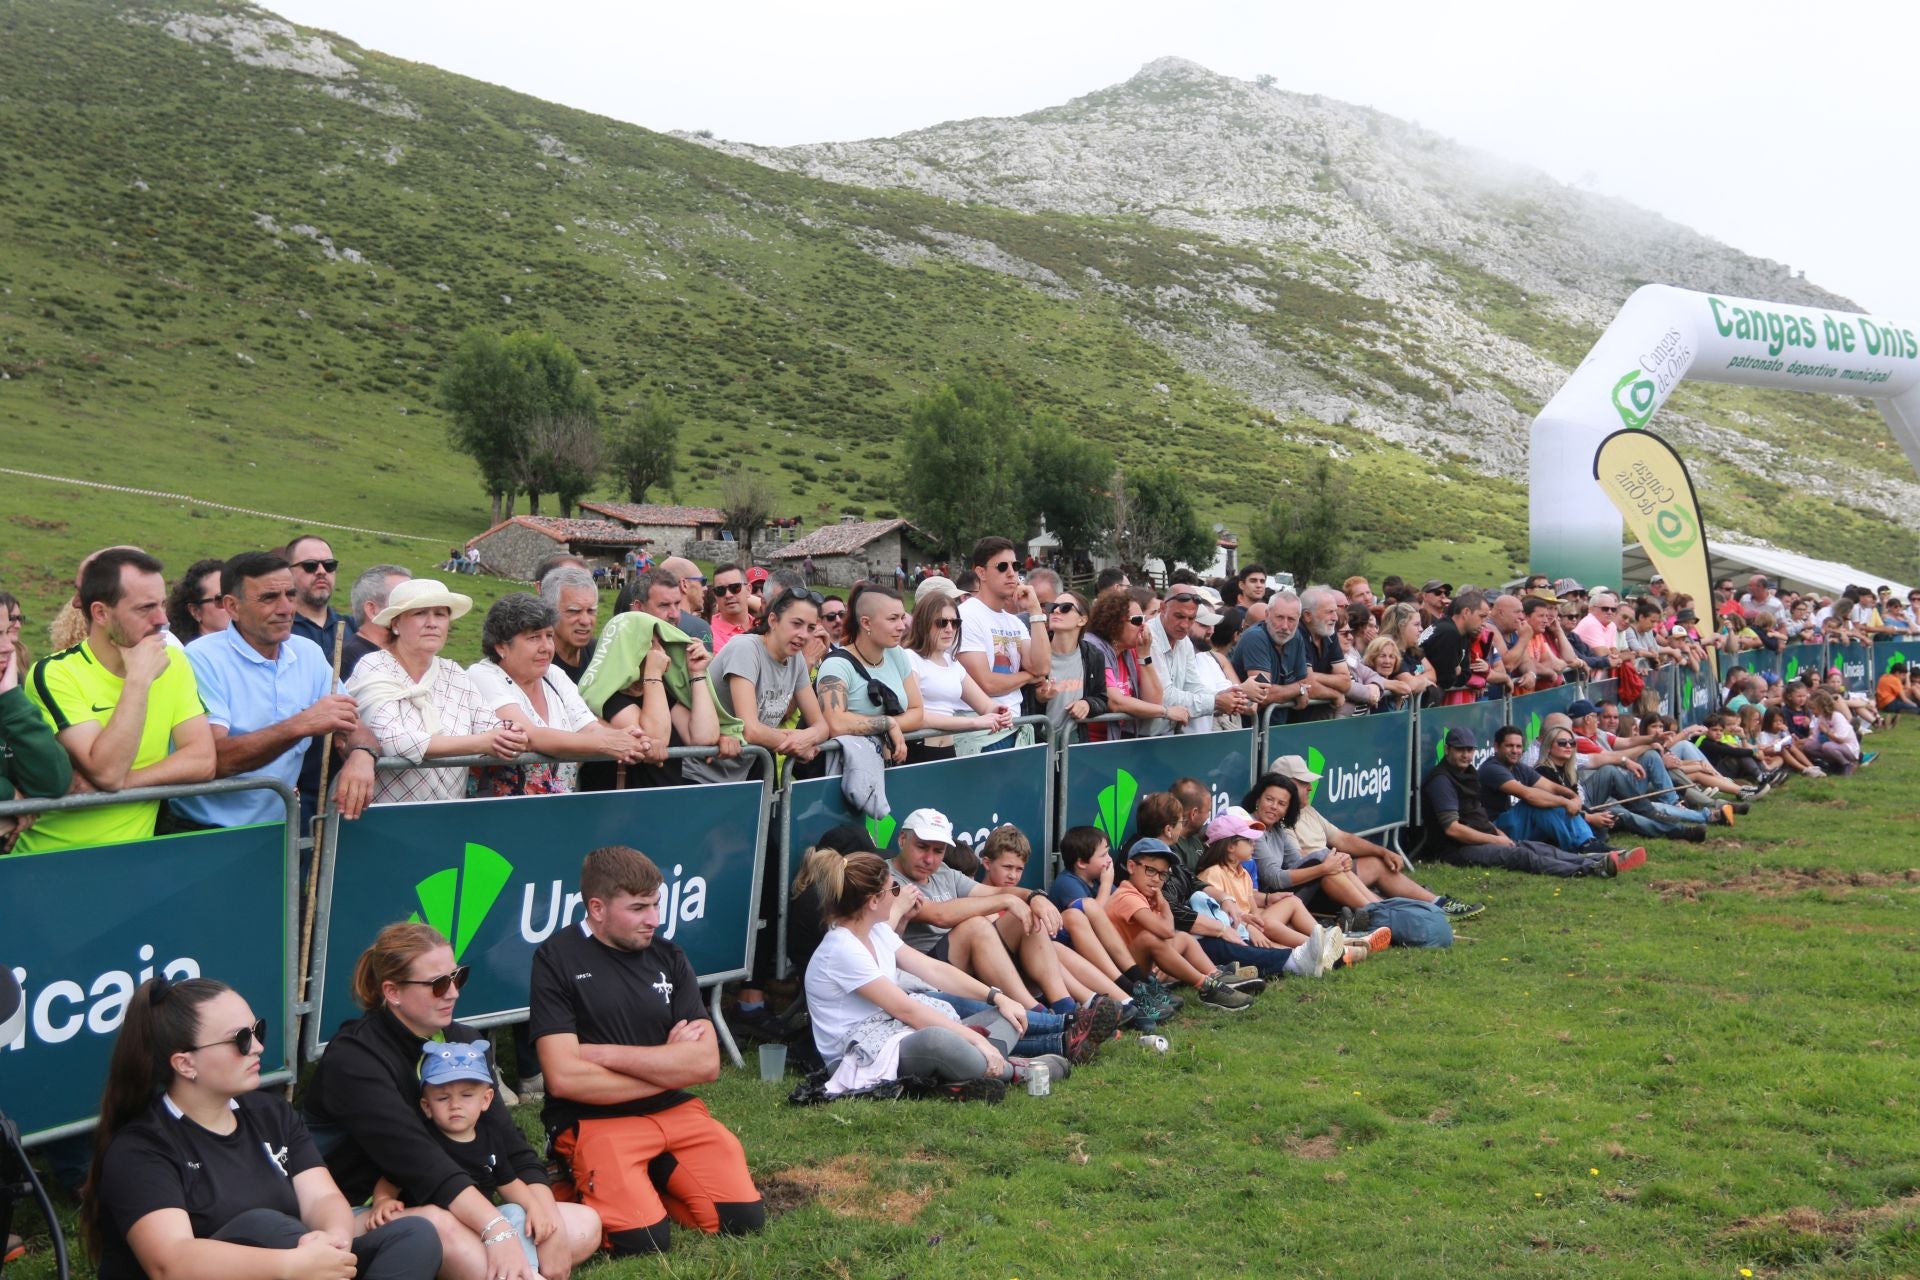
[168,551,378,834]
[17,548,215,853]
[0,604,71,853]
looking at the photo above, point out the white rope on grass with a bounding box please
[0,466,442,543]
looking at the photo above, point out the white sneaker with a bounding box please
[1805,766,1827,778]
[1312,924,1347,976]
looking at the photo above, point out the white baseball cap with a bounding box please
[900,808,954,847]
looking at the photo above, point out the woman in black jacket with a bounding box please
[1027,590,1111,740]
[303,923,599,1280]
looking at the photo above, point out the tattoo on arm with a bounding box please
[860,715,892,736]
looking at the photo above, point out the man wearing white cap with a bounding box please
[1267,753,1484,919]
[888,808,1080,1017]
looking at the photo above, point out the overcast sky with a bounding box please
[271,0,1918,317]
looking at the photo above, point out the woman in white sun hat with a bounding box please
[346,579,528,804]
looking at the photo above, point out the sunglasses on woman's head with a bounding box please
[396,965,471,998]
[191,1017,268,1055]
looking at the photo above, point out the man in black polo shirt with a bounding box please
[1294,585,1352,722]
[530,846,764,1257]
[1421,728,1629,877]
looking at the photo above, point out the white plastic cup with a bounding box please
[757,1042,787,1082]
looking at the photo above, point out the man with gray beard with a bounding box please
[1295,585,1353,723]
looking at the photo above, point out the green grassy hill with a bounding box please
[1,2,1911,629]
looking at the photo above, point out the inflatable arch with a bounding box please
[1529,284,1920,587]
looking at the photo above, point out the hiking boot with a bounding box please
[1710,804,1736,826]
[1435,895,1486,921]
[1678,825,1708,843]
[1726,800,1752,815]
[1217,963,1261,983]
[1220,972,1267,996]
[1591,853,1618,877]
[1010,1053,1072,1084]
[946,1076,1009,1104]
[1195,974,1254,1011]
[1131,979,1177,1023]
[1148,976,1185,1013]
[1063,997,1120,1065]
[1609,846,1648,873]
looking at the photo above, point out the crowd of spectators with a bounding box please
[2,535,1911,1276]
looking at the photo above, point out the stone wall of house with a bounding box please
[469,523,559,581]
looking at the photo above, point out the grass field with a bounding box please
[10,729,1918,1279]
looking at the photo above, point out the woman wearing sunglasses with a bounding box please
[305,923,592,1280]
[902,589,1010,763]
[1028,590,1112,745]
[86,976,441,1280]
[1081,588,1166,742]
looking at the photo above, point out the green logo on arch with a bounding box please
[865,813,898,850]
[411,842,514,962]
[1612,369,1657,428]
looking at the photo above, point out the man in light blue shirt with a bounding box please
[170,551,377,829]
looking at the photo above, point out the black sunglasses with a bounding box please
[776,588,826,609]
[821,607,846,619]
[713,581,748,596]
[934,617,960,628]
[987,560,1018,573]
[195,596,222,608]
[191,1017,268,1055]
[1165,592,1203,604]
[1046,601,1079,614]
[396,966,472,998]
[1127,614,1146,626]
[293,559,339,574]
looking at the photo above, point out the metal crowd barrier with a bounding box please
[0,777,300,1146]
[303,744,775,1069]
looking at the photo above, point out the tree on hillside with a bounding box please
[1019,412,1114,565]
[439,328,599,523]
[612,394,680,504]
[1247,456,1350,587]
[515,413,606,517]
[901,378,1022,558]
[718,470,777,567]
[1111,464,1215,577]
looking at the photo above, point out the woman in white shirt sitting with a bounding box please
[797,848,1060,1097]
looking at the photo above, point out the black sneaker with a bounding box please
[945,1076,1009,1104]
[1435,896,1486,921]
[1195,974,1254,1011]
[1221,973,1267,996]
[1678,825,1708,843]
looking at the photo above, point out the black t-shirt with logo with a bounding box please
[417,1115,523,1202]
[529,921,709,1131]
[95,1091,322,1280]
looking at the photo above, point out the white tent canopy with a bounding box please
[1618,538,1913,601]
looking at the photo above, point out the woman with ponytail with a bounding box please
[303,923,599,1280]
[85,976,440,1280]
[798,849,1070,1097]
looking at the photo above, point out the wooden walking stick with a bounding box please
[296,622,347,1010]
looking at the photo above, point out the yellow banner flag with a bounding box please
[1590,428,1714,611]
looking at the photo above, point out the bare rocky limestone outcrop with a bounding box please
[690,57,1916,526]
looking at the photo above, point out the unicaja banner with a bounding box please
[1531,284,1920,588]
[1591,427,1714,614]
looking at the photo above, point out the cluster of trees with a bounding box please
[440,328,680,523]
[900,378,1218,575]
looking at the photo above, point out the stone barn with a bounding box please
[770,518,935,588]
[575,502,727,558]
[466,516,653,581]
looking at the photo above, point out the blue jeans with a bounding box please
[1496,803,1600,851]
[932,994,1065,1058]
[1196,936,1295,977]
[1578,764,1699,835]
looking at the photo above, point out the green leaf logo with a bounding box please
[1093,769,1138,849]
[410,842,514,962]
[1888,650,1907,674]
[1612,369,1657,429]
[1682,677,1696,708]
[1434,735,1446,764]
[865,813,898,850]
[1785,657,1799,680]
[1525,711,1543,745]
[1305,747,1326,806]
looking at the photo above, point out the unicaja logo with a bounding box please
[411,843,514,962]
[1612,369,1657,429]
[1304,748,1326,806]
[1093,769,1138,848]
